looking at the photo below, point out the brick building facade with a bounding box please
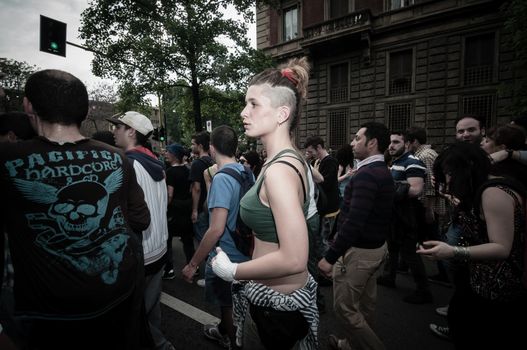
[256,0,515,149]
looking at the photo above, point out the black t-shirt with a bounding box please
[0,137,149,319]
[189,156,213,213]
[166,165,191,201]
[318,154,340,214]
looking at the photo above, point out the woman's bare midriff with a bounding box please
[252,238,308,295]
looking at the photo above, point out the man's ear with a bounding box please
[23,97,34,116]
[367,137,378,150]
[23,97,39,133]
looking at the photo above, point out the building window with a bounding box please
[462,94,495,129]
[330,63,349,103]
[283,7,298,41]
[389,0,415,10]
[389,49,413,95]
[330,0,349,19]
[387,102,413,132]
[328,108,349,150]
[464,33,495,86]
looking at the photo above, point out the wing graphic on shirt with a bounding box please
[104,167,123,194]
[13,178,58,204]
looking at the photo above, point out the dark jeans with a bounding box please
[385,231,430,292]
[249,304,309,350]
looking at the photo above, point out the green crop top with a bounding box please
[239,149,310,244]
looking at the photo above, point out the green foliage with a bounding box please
[0,58,39,112]
[88,81,118,103]
[503,0,527,115]
[79,0,264,131]
[114,82,153,116]
[0,58,39,91]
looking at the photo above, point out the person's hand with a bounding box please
[182,263,197,283]
[416,240,454,260]
[442,193,460,207]
[212,248,238,282]
[191,210,198,223]
[317,258,333,279]
[490,150,508,164]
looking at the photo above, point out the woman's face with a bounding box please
[480,136,499,154]
[240,85,280,139]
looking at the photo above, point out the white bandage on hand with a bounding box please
[212,248,238,282]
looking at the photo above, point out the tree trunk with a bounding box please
[191,81,202,131]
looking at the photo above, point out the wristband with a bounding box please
[452,246,470,262]
[506,149,513,160]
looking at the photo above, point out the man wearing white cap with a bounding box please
[108,111,174,350]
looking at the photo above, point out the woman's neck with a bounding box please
[261,131,294,161]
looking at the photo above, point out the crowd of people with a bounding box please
[0,56,526,350]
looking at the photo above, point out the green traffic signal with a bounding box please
[40,15,66,57]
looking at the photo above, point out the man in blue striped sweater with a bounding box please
[319,122,394,350]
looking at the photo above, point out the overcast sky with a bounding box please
[1,0,256,95]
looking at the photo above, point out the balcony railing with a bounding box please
[303,9,371,42]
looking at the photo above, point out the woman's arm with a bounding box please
[337,164,349,183]
[417,187,516,260]
[167,185,174,205]
[234,161,309,280]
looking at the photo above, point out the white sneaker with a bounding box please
[435,305,449,317]
[430,323,452,341]
[203,324,230,348]
[196,278,206,287]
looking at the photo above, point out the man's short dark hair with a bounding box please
[455,114,485,129]
[304,135,325,149]
[24,70,89,127]
[211,125,237,157]
[404,126,427,144]
[361,122,390,153]
[192,131,210,151]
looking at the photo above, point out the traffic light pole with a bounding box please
[66,41,141,69]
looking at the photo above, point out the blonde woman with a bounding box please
[212,57,318,350]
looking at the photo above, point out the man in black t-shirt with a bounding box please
[304,136,340,256]
[164,143,194,277]
[0,70,150,349]
[189,131,214,243]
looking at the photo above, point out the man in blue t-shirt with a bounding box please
[182,125,251,350]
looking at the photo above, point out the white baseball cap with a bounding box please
[107,111,154,136]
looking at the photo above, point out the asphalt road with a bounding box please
[160,238,455,350]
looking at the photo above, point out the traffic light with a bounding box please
[159,127,165,142]
[40,15,67,57]
[152,128,159,141]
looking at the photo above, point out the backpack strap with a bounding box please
[217,167,243,185]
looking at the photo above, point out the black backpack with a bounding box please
[216,167,255,257]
